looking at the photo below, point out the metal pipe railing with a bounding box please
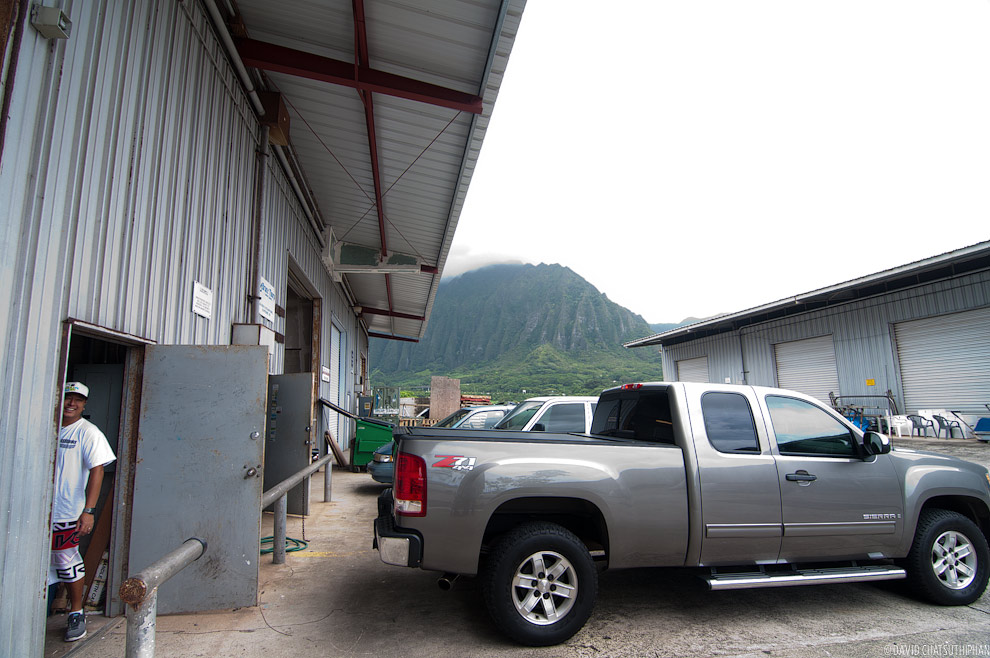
[262,453,333,564]
[117,453,336,654]
[119,537,207,658]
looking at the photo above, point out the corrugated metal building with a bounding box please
[625,242,990,429]
[0,1,525,655]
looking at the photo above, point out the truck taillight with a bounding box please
[621,383,644,390]
[394,452,427,517]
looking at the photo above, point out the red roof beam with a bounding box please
[368,332,419,343]
[233,37,484,115]
[359,307,426,322]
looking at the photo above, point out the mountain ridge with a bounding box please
[370,263,666,398]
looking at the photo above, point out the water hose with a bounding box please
[260,536,309,555]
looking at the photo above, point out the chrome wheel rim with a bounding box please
[511,550,578,625]
[931,530,978,590]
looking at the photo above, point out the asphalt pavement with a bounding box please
[47,435,990,658]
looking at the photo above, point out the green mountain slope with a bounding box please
[369,263,664,399]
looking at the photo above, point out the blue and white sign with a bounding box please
[258,276,276,323]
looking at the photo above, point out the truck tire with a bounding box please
[902,508,990,605]
[482,522,597,646]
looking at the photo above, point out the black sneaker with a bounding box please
[64,612,86,642]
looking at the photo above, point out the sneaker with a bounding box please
[64,612,86,642]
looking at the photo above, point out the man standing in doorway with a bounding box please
[50,382,116,642]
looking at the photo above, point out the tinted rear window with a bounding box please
[591,390,674,444]
[701,392,760,453]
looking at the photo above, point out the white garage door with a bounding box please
[774,335,840,403]
[894,307,990,414]
[677,356,709,382]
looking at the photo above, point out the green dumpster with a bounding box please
[352,417,395,470]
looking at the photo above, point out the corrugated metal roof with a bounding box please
[625,240,990,349]
[232,0,524,340]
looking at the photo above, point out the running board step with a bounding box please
[704,565,906,591]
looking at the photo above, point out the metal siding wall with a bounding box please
[663,333,744,385]
[0,4,76,651]
[0,1,263,652]
[57,0,259,345]
[660,270,990,416]
[263,156,361,446]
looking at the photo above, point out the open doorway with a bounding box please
[284,283,313,374]
[263,261,321,515]
[47,326,140,650]
[62,334,125,610]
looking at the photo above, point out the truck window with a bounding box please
[434,408,470,428]
[590,392,674,444]
[539,403,586,432]
[461,411,497,429]
[766,395,857,457]
[701,392,760,453]
[495,401,542,430]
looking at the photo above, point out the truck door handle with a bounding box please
[786,471,817,482]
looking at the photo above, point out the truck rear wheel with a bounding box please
[903,508,990,605]
[482,522,597,646]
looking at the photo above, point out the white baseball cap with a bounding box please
[64,382,89,398]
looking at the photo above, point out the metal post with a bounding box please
[126,589,158,658]
[273,494,287,564]
[324,461,332,502]
[261,454,332,564]
[119,537,206,658]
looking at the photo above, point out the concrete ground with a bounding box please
[48,436,990,658]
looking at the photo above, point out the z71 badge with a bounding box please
[433,455,477,471]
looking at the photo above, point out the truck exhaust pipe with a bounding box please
[437,573,459,591]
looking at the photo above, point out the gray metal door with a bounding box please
[264,373,315,516]
[129,345,268,614]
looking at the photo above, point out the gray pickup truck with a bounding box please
[374,382,990,646]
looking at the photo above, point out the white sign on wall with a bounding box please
[192,281,213,319]
[321,366,331,383]
[258,276,276,323]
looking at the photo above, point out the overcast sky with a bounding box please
[444,0,990,324]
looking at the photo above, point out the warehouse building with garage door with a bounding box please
[624,241,990,433]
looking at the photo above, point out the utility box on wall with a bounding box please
[258,92,291,146]
[232,323,276,366]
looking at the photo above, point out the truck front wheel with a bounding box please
[903,508,990,605]
[482,522,597,646]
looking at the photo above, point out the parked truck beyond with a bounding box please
[374,382,990,646]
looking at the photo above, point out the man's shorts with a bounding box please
[49,522,85,585]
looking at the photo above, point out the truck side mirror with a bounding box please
[862,431,891,456]
[532,423,546,432]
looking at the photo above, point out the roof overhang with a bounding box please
[625,240,990,350]
[228,0,525,341]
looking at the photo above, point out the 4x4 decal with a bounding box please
[433,455,477,471]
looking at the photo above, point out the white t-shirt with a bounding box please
[52,418,116,523]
